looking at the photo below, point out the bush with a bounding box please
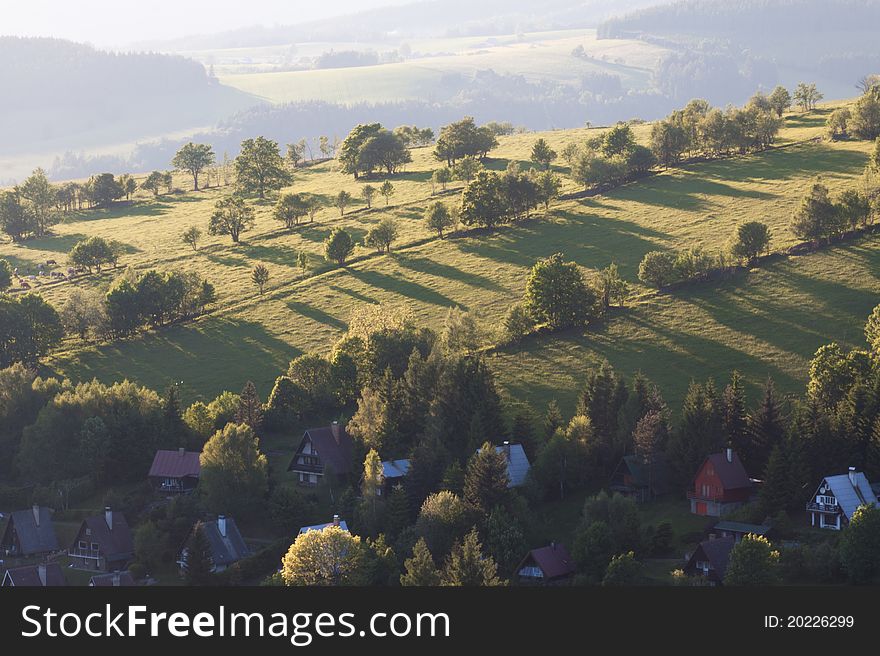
[638,251,677,288]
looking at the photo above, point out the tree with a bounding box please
[464,442,509,514]
[768,86,792,117]
[199,423,268,517]
[603,551,644,585]
[234,137,292,198]
[60,288,106,340]
[424,201,453,238]
[19,168,58,236]
[432,167,453,193]
[273,193,309,230]
[324,228,355,265]
[441,528,503,586]
[133,521,166,572]
[524,252,598,330]
[89,173,124,207]
[724,534,780,585]
[827,108,852,140]
[793,82,822,112]
[208,196,255,243]
[251,265,269,295]
[281,526,365,586]
[638,251,677,288]
[453,157,482,183]
[650,120,688,167]
[839,504,880,583]
[400,538,440,586]
[142,171,165,197]
[379,180,395,206]
[304,195,322,222]
[181,226,202,252]
[69,236,116,273]
[837,189,871,230]
[365,218,398,253]
[434,117,497,166]
[531,138,557,169]
[599,262,629,308]
[0,190,34,242]
[361,449,384,532]
[602,124,636,157]
[334,190,353,216]
[361,184,376,209]
[535,170,561,209]
[338,123,383,179]
[235,380,263,430]
[416,491,471,557]
[791,182,839,244]
[850,89,880,140]
[357,131,412,176]
[172,143,215,191]
[184,523,215,585]
[0,259,12,292]
[731,221,771,264]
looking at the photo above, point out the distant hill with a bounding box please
[0,38,258,162]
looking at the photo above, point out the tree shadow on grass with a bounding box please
[346,267,461,309]
[393,253,508,292]
[286,300,348,331]
[14,233,92,254]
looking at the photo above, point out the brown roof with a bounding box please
[3,563,65,587]
[148,449,201,479]
[686,537,735,580]
[77,512,134,563]
[704,452,751,490]
[523,544,576,579]
[288,426,354,475]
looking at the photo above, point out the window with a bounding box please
[85,528,92,536]
[91,542,99,552]
[78,540,88,550]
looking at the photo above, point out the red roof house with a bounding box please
[148,448,201,494]
[688,448,753,517]
[515,543,576,584]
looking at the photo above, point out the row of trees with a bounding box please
[826,84,880,141]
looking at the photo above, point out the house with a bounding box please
[710,521,771,543]
[89,571,136,587]
[148,448,201,494]
[299,515,349,535]
[381,459,411,494]
[610,454,671,502]
[287,421,354,486]
[806,467,878,531]
[1,563,65,587]
[515,543,576,584]
[477,442,530,488]
[178,515,250,573]
[683,537,735,585]
[0,505,60,557]
[68,507,134,572]
[688,448,753,516]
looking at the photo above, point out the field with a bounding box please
[215,29,668,105]
[1,100,876,417]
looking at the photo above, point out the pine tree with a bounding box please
[385,484,410,538]
[543,400,564,441]
[359,449,385,536]
[440,460,465,494]
[511,405,537,457]
[746,378,786,475]
[722,371,748,457]
[400,538,440,586]
[235,381,263,431]
[464,442,510,514]
[184,523,215,585]
[632,410,666,500]
[667,381,723,488]
[576,363,623,467]
[866,417,880,482]
[441,529,504,586]
[758,443,793,516]
[163,383,188,445]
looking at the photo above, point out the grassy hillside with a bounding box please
[2,100,876,415]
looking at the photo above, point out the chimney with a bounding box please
[104,507,113,531]
[726,448,733,463]
[178,447,185,457]
[333,514,341,527]
[331,421,341,444]
[550,541,556,550]
[503,441,511,458]
[218,515,227,538]
[37,564,47,587]
[112,573,121,587]
[849,467,857,487]
[32,504,41,527]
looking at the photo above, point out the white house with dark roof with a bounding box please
[806,467,878,530]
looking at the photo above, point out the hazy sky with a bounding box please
[2,0,415,47]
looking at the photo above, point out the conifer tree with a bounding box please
[235,380,263,431]
[464,442,510,514]
[385,484,410,538]
[667,381,723,488]
[441,529,504,586]
[746,378,786,475]
[758,443,793,516]
[543,400,564,441]
[722,371,748,456]
[184,523,215,586]
[400,538,440,586]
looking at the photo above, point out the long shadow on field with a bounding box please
[286,300,348,330]
[697,144,868,184]
[393,253,508,292]
[14,233,91,253]
[328,285,379,304]
[615,174,775,211]
[346,267,460,308]
[242,243,300,267]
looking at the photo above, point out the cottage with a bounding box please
[287,421,354,485]
[710,521,771,543]
[806,467,878,531]
[610,454,670,502]
[89,571,136,587]
[148,448,201,494]
[515,543,576,584]
[688,448,753,516]
[178,515,250,573]
[683,537,735,585]
[1,563,65,587]
[478,442,530,488]
[68,507,134,572]
[0,505,59,557]
[299,515,349,535]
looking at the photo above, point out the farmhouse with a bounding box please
[1,563,65,587]
[178,515,250,573]
[299,515,349,535]
[0,505,59,557]
[515,543,576,584]
[610,454,671,502]
[688,448,753,516]
[89,571,136,587]
[68,507,134,572]
[683,537,735,585]
[806,467,878,531]
[287,421,354,486]
[148,448,201,494]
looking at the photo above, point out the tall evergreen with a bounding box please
[721,371,748,456]
[576,363,625,468]
[441,529,503,586]
[510,405,538,458]
[184,523,215,586]
[163,383,188,446]
[400,538,440,586]
[746,378,786,475]
[543,400,564,441]
[385,484,411,538]
[235,380,263,431]
[464,442,510,514]
[758,443,793,516]
[667,381,723,489]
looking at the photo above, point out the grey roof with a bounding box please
[818,472,878,520]
[713,521,770,536]
[687,537,735,579]
[201,517,250,567]
[299,519,349,534]
[2,507,59,555]
[382,459,411,479]
[2,563,65,587]
[477,444,531,488]
[288,425,354,475]
[78,512,134,563]
[89,571,136,587]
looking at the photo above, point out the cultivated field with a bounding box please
[1,101,876,415]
